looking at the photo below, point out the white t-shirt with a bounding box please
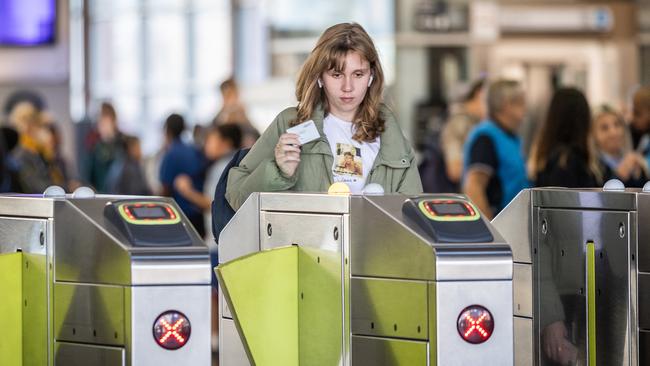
[323,114,380,193]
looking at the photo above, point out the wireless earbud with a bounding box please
[368,75,374,87]
[317,79,323,88]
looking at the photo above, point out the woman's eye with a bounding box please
[332,73,342,78]
[354,73,364,78]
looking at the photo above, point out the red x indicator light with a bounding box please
[457,305,494,344]
[153,311,191,350]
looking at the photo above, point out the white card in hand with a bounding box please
[286,120,320,145]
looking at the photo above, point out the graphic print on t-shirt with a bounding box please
[333,143,363,177]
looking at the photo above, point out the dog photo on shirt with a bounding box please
[333,143,362,177]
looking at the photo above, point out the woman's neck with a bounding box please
[328,110,355,123]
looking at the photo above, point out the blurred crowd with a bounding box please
[0,78,259,240]
[3,76,650,232]
[419,79,650,219]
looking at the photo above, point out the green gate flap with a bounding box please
[216,246,299,366]
[0,252,24,366]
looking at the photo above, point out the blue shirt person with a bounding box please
[159,113,206,237]
[462,80,530,219]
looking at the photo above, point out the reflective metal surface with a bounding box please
[349,196,435,281]
[53,201,132,285]
[0,196,55,217]
[260,192,350,214]
[640,331,650,365]
[434,280,513,366]
[54,283,125,346]
[514,263,533,317]
[533,188,637,211]
[0,195,212,366]
[493,190,533,263]
[350,195,512,282]
[351,277,428,340]
[130,255,211,285]
[514,317,533,366]
[538,208,631,365]
[494,188,645,366]
[54,342,125,366]
[351,335,428,366]
[218,192,260,264]
[129,285,211,365]
[220,318,251,366]
[220,192,514,366]
[637,194,650,272]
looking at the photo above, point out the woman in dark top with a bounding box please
[529,87,609,188]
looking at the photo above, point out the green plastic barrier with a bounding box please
[217,246,299,366]
[0,252,48,366]
[0,252,24,366]
[216,245,343,366]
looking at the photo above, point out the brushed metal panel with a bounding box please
[54,342,124,366]
[129,285,211,366]
[514,317,533,366]
[218,192,260,264]
[492,190,533,263]
[260,192,350,214]
[639,273,650,329]
[435,280,513,366]
[0,196,55,217]
[54,283,125,346]
[0,217,47,255]
[513,263,532,317]
[533,188,636,211]
[351,277,428,340]
[351,335,428,366]
[538,208,631,365]
[220,318,251,366]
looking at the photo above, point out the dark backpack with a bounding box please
[211,148,250,244]
[418,142,459,193]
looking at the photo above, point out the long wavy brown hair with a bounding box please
[293,23,385,142]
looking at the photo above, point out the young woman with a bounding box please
[593,105,647,187]
[528,88,606,188]
[226,23,422,209]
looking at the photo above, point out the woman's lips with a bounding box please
[340,97,354,103]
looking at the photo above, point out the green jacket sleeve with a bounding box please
[225,110,298,210]
[397,154,423,195]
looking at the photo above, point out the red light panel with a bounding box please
[153,311,191,350]
[457,305,494,344]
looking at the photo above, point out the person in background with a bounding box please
[106,135,152,196]
[592,105,647,187]
[159,113,206,237]
[463,80,529,220]
[0,126,19,192]
[213,78,250,126]
[529,88,608,188]
[440,78,486,186]
[86,102,126,193]
[174,124,242,239]
[8,102,55,193]
[629,86,650,152]
[40,110,82,192]
[226,23,422,211]
[212,77,259,148]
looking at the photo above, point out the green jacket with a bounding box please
[226,104,423,209]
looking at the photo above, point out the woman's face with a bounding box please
[321,51,372,121]
[594,112,625,155]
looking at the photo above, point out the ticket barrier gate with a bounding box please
[217,192,515,365]
[0,191,211,366]
[493,187,649,365]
